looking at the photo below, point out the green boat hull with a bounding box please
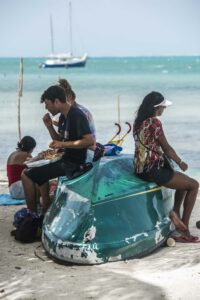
[42,154,173,264]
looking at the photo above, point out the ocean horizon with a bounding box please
[1,54,200,58]
[0,56,200,181]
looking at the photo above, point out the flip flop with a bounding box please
[178,230,200,241]
[188,234,200,241]
[171,235,200,243]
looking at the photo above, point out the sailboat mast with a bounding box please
[69,2,73,55]
[50,15,54,54]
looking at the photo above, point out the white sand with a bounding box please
[0,182,200,300]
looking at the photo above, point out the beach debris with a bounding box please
[166,237,176,247]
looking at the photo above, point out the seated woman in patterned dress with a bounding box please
[133,91,199,241]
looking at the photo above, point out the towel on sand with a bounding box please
[0,194,25,205]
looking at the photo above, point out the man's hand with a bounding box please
[49,140,63,149]
[49,134,94,150]
[43,113,53,128]
[43,114,62,141]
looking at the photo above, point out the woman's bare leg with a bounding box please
[173,190,186,217]
[164,172,199,229]
[169,210,187,231]
[182,187,199,228]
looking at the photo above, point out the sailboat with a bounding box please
[39,2,87,68]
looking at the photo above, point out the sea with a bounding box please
[0,56,200,181]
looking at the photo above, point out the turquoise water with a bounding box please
[0,56,200,180]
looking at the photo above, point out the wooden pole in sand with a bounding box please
[17,58,23,140]
[117,95,121,139]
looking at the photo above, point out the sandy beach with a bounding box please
[0,182,200,300]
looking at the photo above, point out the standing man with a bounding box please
[21,85,94,213]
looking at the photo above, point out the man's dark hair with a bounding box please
[40,85,66,103]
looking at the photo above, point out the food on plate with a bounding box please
[42,149,62,160]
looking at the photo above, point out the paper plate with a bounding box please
[25,156,61,168]
[25,160,50,168]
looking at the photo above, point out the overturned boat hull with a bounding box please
[42,154,173,264]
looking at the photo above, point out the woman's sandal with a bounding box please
[172,235,200,243]
[171,229,200,243]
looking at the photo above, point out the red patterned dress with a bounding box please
[134,117,165,174]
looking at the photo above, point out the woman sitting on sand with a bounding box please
[7,136,36,199]
[133,91,199,241]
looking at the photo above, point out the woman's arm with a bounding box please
[157,133,188,171]
[25,152,44,163]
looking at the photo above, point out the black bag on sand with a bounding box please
[11,209,43,243]
[71,162,93,179]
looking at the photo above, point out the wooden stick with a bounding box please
[17,95,21,141]
[17,58,23,140]
[117,95,121,139]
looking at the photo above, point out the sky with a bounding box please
[1,0,200,57]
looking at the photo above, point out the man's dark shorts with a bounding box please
[25,158,79,186]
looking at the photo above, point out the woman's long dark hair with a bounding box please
[133,91,164,133]
[17,136,36,152]
[58,78,76,100]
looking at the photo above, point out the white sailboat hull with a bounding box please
[39,2,87,69]
[39,53,87,68]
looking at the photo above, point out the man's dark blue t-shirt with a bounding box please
[58,106,92,164]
